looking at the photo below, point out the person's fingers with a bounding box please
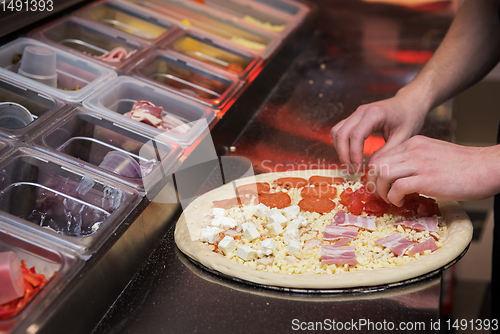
[332,111,368,171]
[369,130,412,165]
[374,161,417,203]
[387,176,420,206]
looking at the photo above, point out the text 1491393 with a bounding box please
[1,0,53,11]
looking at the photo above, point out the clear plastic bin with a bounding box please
[121,0,280,58]
[74,0,178,45]
[0,221,83,334]
[30,17,148,70]
[0,76,70,140]
[0,38,116,103]
[0,148,141,257]
[161,31,262,79]
[31,107,183,191]
[129,50,240,109]
[0,138,13,157]
[84,76,216,143]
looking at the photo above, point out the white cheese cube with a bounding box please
[211,215,225,228]
[269,213,288,227]
[236,245,257,261]
[286,220,300,231]
[283,205,300,219]
[212,208,225,216]
[199,227,223,244]
[293,216,308,227]
[218,236,236,255]
[221,217,237,230]
[268,222,283,236]
[242,222,260,241]
[259,239,275,256]
[286,240,301,255]
[283,228,300,245]
[253,203,270,219]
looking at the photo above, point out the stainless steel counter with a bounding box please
[90,1,456,333]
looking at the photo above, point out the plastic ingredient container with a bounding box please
[122,0,280,58]
[190,0,293,35]
[162,31,261,79]
[0,38,116,103]
[0,221,83,334]
[75,0,178,44]
[0,76,69,140]
[129,51,240,109]
[0,148,141,257]
[30,17,147,70]
[84,75,216,144]
[31,107,183,191]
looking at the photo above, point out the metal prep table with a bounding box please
[84,1,456,333]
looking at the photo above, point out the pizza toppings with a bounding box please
[321,245,357,265]
[323,224,359,242]
[308,175,345,186]
[333,210,376,231]
[274,177,308,189]
[198,176,446,275]
[124,100,191,133]
[408,238,438,255]
[298,197,336,213]
[375,233,416,256]
[258,192,291,209]
[395,217,439,232]
[300,185,337,198]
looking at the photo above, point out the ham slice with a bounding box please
[332,238,352,247]
[395,217,439,232]
[408,238,438,255]
[125,101,191,133]
[96,47,136,63]
[334,210,376,231]
[304,239,321,250]
[323,225,358,241]
[321,245,357,265]
[375,233,416,256]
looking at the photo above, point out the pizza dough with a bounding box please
[174,170,473,289]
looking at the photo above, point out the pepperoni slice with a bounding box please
[308,175,345,186]
[213,195,256,209]
[236,182,271,195]
[298,197,336,213]
[258,192,291,209]
[301,186,337,198]
[274,177,308,189]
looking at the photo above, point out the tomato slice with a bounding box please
[339,188,354,206]
[365,198,391,215]
[348,198,364,215]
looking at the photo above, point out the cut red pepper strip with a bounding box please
[0,260,50,320]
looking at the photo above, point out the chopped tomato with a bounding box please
[390,202,414,217]
[339,188,354,206]
[365,198,391,215]
[348,198,364,215]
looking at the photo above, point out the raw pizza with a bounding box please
[174,170,473,289]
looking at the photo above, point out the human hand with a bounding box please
[368,135,500,206]
[331,93,428,172]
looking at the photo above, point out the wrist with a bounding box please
[395,84,433,117]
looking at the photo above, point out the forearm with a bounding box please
[397,0,500,113]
